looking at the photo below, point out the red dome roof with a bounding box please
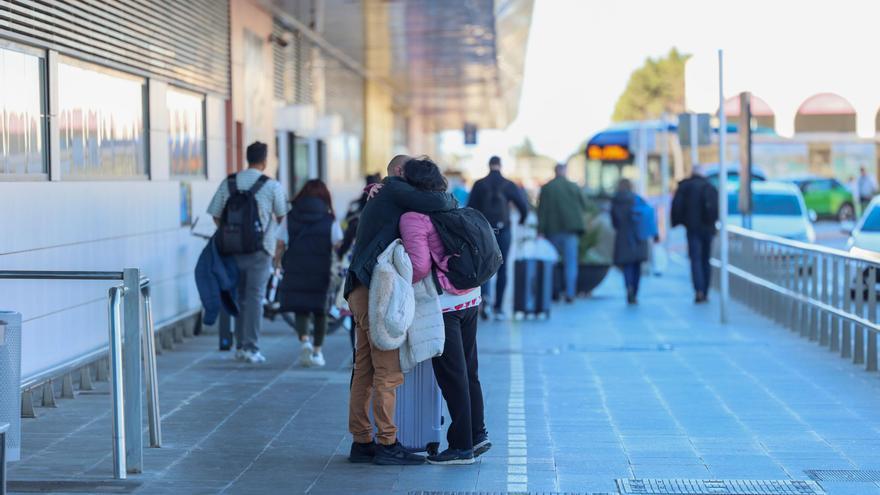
[721,94,774,117]
[797,93,856,115]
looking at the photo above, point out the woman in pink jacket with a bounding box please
[399,157,491,465]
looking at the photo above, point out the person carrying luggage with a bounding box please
[399,157,491,465]
[207,141,288,364]
[611,179,653,305]
[467,155,530,320]
[346,155,457,466]
[276,179,343,368]
[537,164,589,303]
[671,166,719,303]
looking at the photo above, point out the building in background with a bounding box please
[0,0,532,382]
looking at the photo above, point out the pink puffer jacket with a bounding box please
[399,212,471,296]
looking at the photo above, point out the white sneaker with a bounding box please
[299,341,314,367]
[242,350,266,364]
[310,351,326,367]
[234,349,246,361]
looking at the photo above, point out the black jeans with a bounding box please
[482,226,512,310]
[621,263,641,295]
[431,307,485,451]
[687,230,714,294]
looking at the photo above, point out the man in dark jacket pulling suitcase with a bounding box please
[467,156,530,320]
[671,167,719,303]
[346,155,457,466]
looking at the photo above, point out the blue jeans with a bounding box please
[622,263,641,295]
[548,233,579,299]
[482,226,512,310]
[687,230,714,294]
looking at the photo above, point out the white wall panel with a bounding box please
[0,180,220,380]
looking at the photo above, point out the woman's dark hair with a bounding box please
[294,179,334,216]
[403,156,447,192]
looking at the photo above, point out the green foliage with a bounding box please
[612,47,690,122]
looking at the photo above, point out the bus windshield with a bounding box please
[728,193,803,216]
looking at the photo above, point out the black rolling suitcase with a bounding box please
[514,259,553,319]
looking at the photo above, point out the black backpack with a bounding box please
[431,208,503,290]
[482,185,508,228]
[216,174,269,255]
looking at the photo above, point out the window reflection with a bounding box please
[167,88,206,177]
[0,46,46,175]
[58,59,147,178]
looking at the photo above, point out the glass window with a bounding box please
[0,45,46,175]
[167,87,205,177]
[805,180,832,193]
[861,207,880,232]
[728,193,803,216]
[58,59,147,178]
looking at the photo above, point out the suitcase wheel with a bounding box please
[426,442,440,456]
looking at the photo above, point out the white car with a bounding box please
[727,181,817,243]
[846,197,880,260]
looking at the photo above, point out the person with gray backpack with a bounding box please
[208,141,288,363]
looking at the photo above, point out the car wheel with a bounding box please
[838,203,855,222]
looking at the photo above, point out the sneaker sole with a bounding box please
[473,441,492,458]
[372,457,425,466]
[426,457,475,465]
[347,455,375,464]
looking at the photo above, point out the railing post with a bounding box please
[141,283,162,448]
[854,263,866,365]
[809,255,819,341]
[867,267,878,372]
[842,261,852,359]
[820,256,829,347]
[122,268,143,473]
[107,287,126,480]
[831,257,841,353]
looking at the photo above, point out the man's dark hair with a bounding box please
[246,141,268,165]
[403,156,447,192]
[488,156,502,167]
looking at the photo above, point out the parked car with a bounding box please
[846,197,880,258]
[788,176,855,222]
[728,181,816,243]
[704,162,767,188]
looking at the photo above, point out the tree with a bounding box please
[612,48,690,122]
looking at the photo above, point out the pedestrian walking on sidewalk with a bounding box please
[468,155,530,321]
[207,141,288,363]
[346,155,457,466]
[399,157,491,466]
[611,179,651,305]
[858,165,877,212]
[277,179,343,368]
[537,164,589,303]
[671,167,719,303]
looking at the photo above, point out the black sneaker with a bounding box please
[426,448,475,465]
[473,431,492,458]
[373,441,426,465]
[348,441,378,463]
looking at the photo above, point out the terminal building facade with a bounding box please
[0,0,532,381]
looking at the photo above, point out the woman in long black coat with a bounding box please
[610,179,650,304]
[279,179,342,367]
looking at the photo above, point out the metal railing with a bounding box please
[712,225,880,370]
[0,269,162,479]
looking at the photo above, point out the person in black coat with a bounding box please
[611,179,650,305]
[671,168,719,303]
[278,179,342,367]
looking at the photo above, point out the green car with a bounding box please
[789,176,855,222]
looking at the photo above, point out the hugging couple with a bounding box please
[346,155,490,466]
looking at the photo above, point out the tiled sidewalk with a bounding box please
[9,262,880,494]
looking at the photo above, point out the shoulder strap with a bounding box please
[249,175,270,195]
[226,173,239,195]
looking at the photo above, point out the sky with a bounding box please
[505,0,879,162]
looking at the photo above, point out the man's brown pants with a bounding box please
[347,285,404,445]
